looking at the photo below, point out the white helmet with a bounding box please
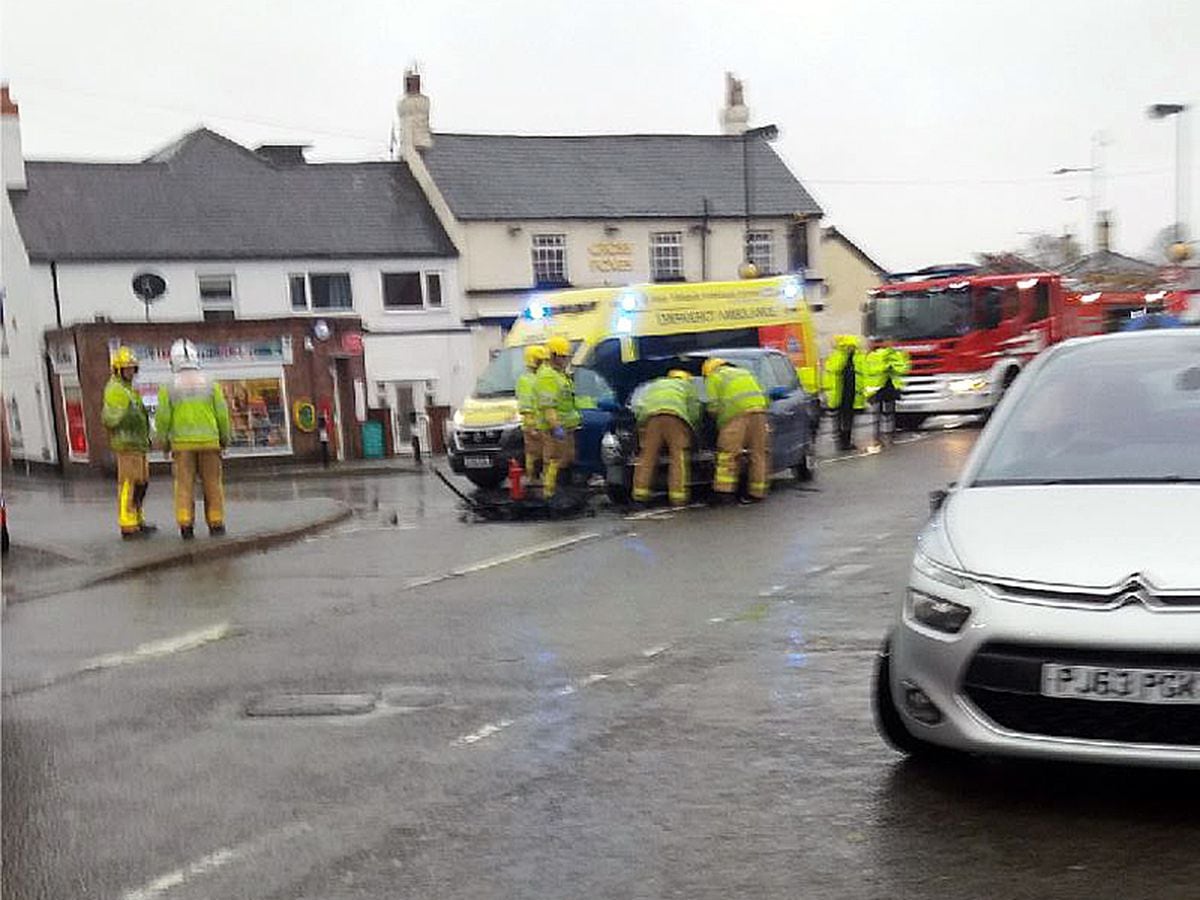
[169,338,200,371]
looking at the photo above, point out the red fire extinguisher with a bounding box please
[508,458,525,501]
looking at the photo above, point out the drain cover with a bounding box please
[245,692,379,718]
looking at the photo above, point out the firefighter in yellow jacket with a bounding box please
[536,335,581,498]
[102,346,156,538]
[155,339,232,539]
[632,370,701,507]
[703,357,770,502]
[516,344,548,479]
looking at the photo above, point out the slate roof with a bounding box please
[9,128,457,261]
[421,133,822,221]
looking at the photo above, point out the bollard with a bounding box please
[411,434,422,465]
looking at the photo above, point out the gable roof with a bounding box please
[822,226,888,275]
[421,133,822,220]
[9,128,456,261]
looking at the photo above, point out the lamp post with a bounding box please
[1147,102,1190,260]
[741,123,779,277]
[1052,165,1096,252]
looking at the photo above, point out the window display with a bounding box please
[220,378,290,453]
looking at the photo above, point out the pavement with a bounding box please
[1,477,352,604]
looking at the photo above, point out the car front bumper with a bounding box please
[890,569,1200,768]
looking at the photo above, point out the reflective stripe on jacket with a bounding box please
[705,365,767,429]
[101,376,151,452]
[864,347,910,395]
[634,377,701,430]
[535,363,582,430]
[155,371,232,450]
[823,347,866,410]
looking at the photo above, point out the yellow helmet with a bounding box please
[524,344,548,367]
[111,346,139,373]
[702,357,727,377]
[667,369,692,380]
[546,335,571,358]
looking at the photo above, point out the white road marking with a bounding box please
[829,563,871,578]
[403,533,603,591]
[623,508,675,521]
[555,685,577,696]
[454,719,514,746]
[122,822,310,900]
[80,623,233,675]
[641,645,669,658]
[580,673,609,686]
[707,617,726,624]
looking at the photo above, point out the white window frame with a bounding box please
[381,270,447,313]
[650,231,684,282]
[287,272,355,313]
[532,234,568,286]
[745,230,775,274]
[198,273,236,320]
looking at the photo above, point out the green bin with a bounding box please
[361,421,385,459]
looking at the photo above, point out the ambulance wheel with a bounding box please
[466,470,504,489]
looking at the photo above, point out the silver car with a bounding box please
[875,329,1200,768]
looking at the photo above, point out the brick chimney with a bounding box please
[391,67,432,158]
[720,72,749,136]
[2,84,26,190]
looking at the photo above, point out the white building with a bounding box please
[2,88,470,465]
[390,72,826,363]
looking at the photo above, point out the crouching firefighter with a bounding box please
[632,369,701,507]
[703,357,770,503]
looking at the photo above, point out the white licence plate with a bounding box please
[464,456,493,470]
[1041,664,1200,705]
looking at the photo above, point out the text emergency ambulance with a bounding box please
[447,276,820,488]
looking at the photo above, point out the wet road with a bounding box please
[4,431,1199,899]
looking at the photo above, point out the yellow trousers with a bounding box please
[541,429,576,498]
[115,451,150,535]
[172,449,225,528]
[714,412,770,499]
[633,414,692,506]
[522,426,543,479]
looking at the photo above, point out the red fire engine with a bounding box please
[862,267,1188,429]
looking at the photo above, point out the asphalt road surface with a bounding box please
[5,430,1199,900]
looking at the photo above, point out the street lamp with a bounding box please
[741,123,779,277]
[1051,165,1096,252]
[1147,102,1190,258]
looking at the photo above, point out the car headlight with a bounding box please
[948,377,989,394]
[912,549,968,589]
[906,589,971,634]
[600,432,622,465]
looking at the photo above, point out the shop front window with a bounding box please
[220,378,290,452]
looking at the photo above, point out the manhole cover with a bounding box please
[245,692,379,718]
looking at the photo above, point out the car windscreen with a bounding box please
[971,335,1200,485]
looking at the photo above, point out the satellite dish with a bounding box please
[131,271,167,321]
[313,319,332,341]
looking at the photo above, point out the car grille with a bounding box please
[979,579,1200,611]
[964,643,1200,747]
[457,428,504,449]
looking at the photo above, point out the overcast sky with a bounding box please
[2,0,1197,270]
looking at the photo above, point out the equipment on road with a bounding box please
[435,468,594,523]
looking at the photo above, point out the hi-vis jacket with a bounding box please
[155,371,232,450]
[705,365,768,429]
[101,376,151,452]
[634,377,701,430]
[535,363,582,430]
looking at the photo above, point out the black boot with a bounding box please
[180,525,195,540]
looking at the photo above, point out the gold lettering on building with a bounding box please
[588,240,634,272]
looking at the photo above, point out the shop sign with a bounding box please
[588,240,633,273]
[341,333,364,356]
[127,338,292,372]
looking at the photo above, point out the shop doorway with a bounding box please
[384,381,429,455]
